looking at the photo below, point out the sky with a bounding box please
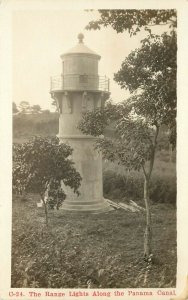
[12,10,151,111]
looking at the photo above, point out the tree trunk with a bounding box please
[41,195,48,227]
[142,124,159,260]
[143,175,152,260]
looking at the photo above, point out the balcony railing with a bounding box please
[50,74,110,93]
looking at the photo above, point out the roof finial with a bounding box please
[78,33,84,43]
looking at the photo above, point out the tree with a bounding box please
[86,9,177,148]
[86,9,176,35]
[78,30,176,259]
[13,102,19,114]
[81,8,177,259]
[13,136,82,226]
[31,104,41,114]
[115,31,177,146]
[19,101,31,113]
[42,109,50,114]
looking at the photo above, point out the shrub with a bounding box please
[13,136,82,225]
[47,180,66,210]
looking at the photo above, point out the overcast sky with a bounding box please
[13,10,166,110]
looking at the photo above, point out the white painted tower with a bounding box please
[50,34,111,212]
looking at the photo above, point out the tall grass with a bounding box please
[103,150,176,204]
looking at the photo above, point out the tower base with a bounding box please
[61,198,113,213]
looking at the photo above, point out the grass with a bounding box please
[11,194,176,288]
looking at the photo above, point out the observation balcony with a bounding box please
[50,74,110,93]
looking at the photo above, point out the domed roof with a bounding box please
[61,33,101,59]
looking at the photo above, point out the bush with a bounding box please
[150,174,176,204]
[103,170,176,204]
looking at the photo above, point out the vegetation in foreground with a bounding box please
[11,194,176,288]
[13,136,81,226]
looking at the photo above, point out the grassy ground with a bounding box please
[11,194,176,288]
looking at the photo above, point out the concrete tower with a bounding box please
[50,34,111,212]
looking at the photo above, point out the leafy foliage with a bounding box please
[78,109,108,137]
[31,104,41,113]
[79,102,154,172]
[86,9,177,147]
[86,9,176,36]
[18,102,42,114]
[47,180,66,210]
[13,136,82,223]
[114,32,176,134]
[19,101,31,113]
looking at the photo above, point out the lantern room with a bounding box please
[51,33,109,93]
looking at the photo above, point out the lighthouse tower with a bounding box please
[50,34,111,212]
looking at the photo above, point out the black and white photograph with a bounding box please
[0,1,188,300]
